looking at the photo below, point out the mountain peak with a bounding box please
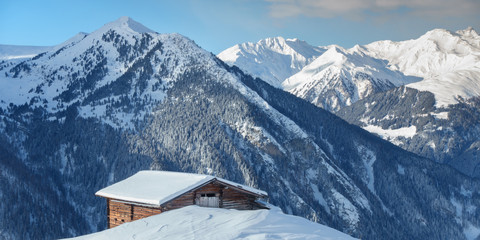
[417,27,479,44]
[456,26,479,38]
[100,16,155,34]
[218,36,325,87]
[259,37,311,50]
[282,42,420,111]
[420,28,456,41]
[55,32,88,48]
[259,37,288,49]
[322,45,348,64]
[264,36,285,42]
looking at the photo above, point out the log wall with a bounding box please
[132,205,163,221]
[162,191,195,211]
[108,200,133,228]
[222,187,260,210]
[107,200,162,228]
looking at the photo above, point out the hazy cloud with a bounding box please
[266,0,480,19]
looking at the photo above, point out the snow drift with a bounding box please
[67,205,357,240]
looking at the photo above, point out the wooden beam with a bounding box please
[130,203,134,221]
[107,198,110,229]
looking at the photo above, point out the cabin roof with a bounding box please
[95,170,268,206]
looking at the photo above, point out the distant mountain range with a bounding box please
[219,27,480,179]
[218,37,326,88]
[363,27,480,107]
[0,17,479,240]
[219,27,480,109]
[0,45,53,60]
[282,45,419,112]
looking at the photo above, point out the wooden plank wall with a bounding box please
[108,200,162,228]
[163,191,195,210]
[166,181,266,211]
[108,200,133,228]
[222,187,258,210]
[132,205,162,221]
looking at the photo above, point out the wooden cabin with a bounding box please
[96,170,269,228]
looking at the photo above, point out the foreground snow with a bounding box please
[67,206,357,240]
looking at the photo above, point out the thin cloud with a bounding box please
[266,0,480,19]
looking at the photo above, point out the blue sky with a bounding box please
[1,0,479,54]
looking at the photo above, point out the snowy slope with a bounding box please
[334,27,480,177]
[0,45,53,60]
[337,85,480,178]
[68,205,357,240]
[0,16,221,129]
[364,27,480,106]
[1,17,319,131]
[218,37,325,87]
[283,45,419,111]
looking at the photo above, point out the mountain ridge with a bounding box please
[282,45,420,111]
[220,27,480,109]
[337,86,480,178]
[219,27,480,180]
[363,27,480,107]
[218,36,326,87]
[0,17,220,129]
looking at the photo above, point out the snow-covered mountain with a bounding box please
[335,28,480,178]
[220,27,480,111]
[0,17,480,240]
[69,205,357,240]
[218,37,325,87]
[0,16,220,129]
[338,86,480,178]
[363,27,480,107]
[220,29,480,178]
[282,45,419,111]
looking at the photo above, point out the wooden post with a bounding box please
[107,199,110,229]
[219,189,223,208]
[130,204,134,221]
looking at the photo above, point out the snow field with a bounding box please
[68,205,357,240]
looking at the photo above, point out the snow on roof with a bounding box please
[95,171,267,206]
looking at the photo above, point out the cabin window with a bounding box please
[196,193,220,208]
